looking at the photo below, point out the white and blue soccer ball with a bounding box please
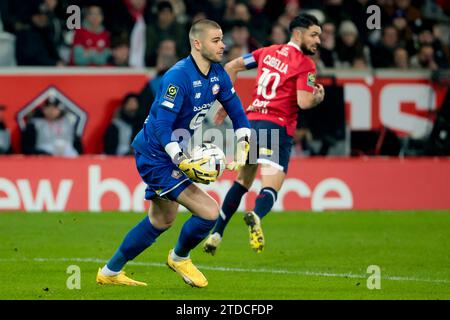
[191,143,226,178]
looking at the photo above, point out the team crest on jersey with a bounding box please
[164,84,179,101]
[307,72,316,87]
[212,84,220,95]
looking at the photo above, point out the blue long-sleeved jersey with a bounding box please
[132,55,250,164]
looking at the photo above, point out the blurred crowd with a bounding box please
[1,0,450,157]
[0,0,449,70]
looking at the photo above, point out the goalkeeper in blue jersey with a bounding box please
[96,19,251,288]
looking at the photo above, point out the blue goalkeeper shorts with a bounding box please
[134,151,192,201]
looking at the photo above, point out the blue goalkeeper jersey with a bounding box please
[132,54,249,165]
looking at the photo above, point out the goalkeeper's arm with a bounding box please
[219,94,251,170]
[152,107,217,184]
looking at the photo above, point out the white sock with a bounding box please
[101,265,120,276]
[170,250,189,262]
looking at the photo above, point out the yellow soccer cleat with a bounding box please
[96,268,147,286]
[244,211,265,253]
[166,250,208,288]
[203,232,222,256]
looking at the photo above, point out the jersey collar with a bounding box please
[287,41,302,52]
[189,54,211,79]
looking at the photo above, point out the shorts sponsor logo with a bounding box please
[259,147,274,156]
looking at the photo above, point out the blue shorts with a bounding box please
[134,151,192,201]
[247,120,293,173]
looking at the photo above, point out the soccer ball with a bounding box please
[190,143,226,178]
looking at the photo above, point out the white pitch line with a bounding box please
[1,257,450,284]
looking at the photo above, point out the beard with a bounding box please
[201,49,222,63]
[300,43,317,56]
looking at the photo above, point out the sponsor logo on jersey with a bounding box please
[307,72,316,87]
[210,76,219,82]
[164,84,179,101]
[276,47,289,57]
[212,84,220,95]
[193,80,202,87]
[193,102,213,112]
[161,100,174,108]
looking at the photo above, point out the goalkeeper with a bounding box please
[96,19,250,288]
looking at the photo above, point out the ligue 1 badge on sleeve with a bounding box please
[307,72,316,88]
[164,84,179,102]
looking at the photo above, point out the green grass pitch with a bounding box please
[1,211,449,300]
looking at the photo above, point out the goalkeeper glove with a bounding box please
[226,136,250,171]
[176,153,218,185]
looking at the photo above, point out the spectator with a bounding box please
[391,9,414,51]
[71,5,111,66]
[0,105,12,154]
[108,35,130,67]
[318,21,337,67]
[410,44,439,70]
[104,0,150,68]
[414,24,449,68]
[149,39,178,96]
[231,2,251,25]
[248,0,271,47]
[104,93,139,155]
[225,44,244,63]
[335,20,369,68]
[266,23,288,46]
[145,1,188,67]
[225,20,259,55]
[370,25,399,68]
[21,96,82,156]
[126,0,147,68]
[15,3,64,66]
[277,0,300,31]
[394,0,422,25]
[0,10,17,66]
[393,47,410,69]
[352,55,369,70]
[191,10,207,24]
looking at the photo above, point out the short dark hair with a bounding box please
[189,19,221,42]
[289,13,320,32]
